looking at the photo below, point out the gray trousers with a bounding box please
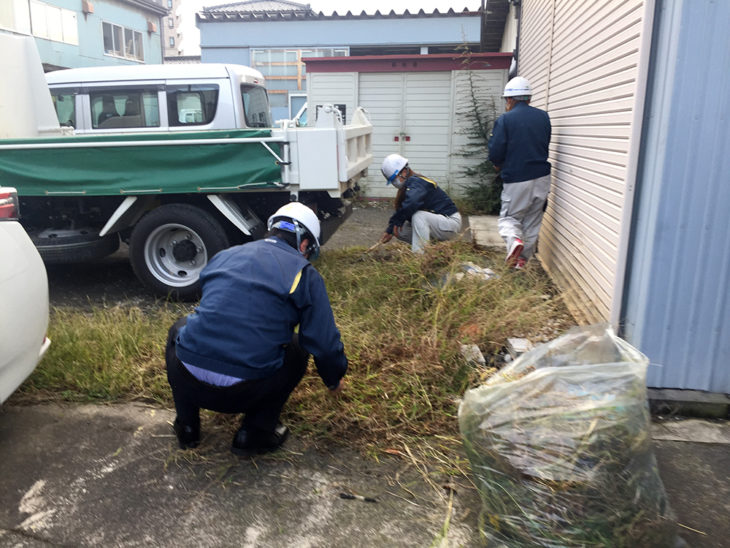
[498,175,551,260]
[397,211,462,253]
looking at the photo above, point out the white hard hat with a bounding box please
[267,202,321,258]
[503,76,532,98]
[381,154,409,185]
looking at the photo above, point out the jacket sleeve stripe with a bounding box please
[289,269,303,294]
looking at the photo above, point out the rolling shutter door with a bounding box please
[359,72,452,197]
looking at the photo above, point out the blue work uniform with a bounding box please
[386,175,459,234]
[176,236,347,389]
[488,101,552,262]
[487,101,551,184]
[167,236,347,434]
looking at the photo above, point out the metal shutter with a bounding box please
[359,72,452,197]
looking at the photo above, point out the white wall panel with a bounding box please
[520,0,648,324]
[306,72,358,124]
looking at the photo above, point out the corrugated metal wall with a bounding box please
[623,0,730,393]
[519,0,649,323]
[306,72,359,124]
[308,69,506,198]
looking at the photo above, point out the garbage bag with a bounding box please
[458,324,677,547]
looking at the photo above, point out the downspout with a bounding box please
[510,0,522,77]
[610,0,658,331]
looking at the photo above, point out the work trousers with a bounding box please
[498,175,551,260]
[397,211,462,253]
[165,317,308,434]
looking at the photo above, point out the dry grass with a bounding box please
[19,240,575,461]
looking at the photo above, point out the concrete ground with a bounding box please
[1,206,728,547]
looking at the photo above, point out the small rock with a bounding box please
[460,344,486,366]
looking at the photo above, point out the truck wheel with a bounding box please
[31,229,120,264]
[129,204,229,301]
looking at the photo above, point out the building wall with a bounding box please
[518,0,651,324]
[198,17,481,51]
[198,13,482,122]
[307,59,507,199]
[500,3,518,53]
[623,0,730,393]
[0,0,164,68]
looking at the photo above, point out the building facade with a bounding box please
[0,0,167,70]
[306,53,510,198]
[513,0,729,395]
[197,1,483,121]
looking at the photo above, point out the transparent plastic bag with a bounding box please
[458,324,677,547]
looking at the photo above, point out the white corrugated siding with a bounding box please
[308,68,507,198]
[402,72,453,186]
[357,72,407,198]
[519,0,648,323]
[357,72,453,198]
[305,72,358,124]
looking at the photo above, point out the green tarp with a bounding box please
[0,129,283,197]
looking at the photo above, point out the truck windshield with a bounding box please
[241,85,272,128]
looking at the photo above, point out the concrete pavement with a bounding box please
[1,404,727,547]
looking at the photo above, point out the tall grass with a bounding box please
[19,241,575,453]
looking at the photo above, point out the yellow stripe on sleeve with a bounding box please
[289,269,303,294]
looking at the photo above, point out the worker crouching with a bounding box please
[379,154,462,253]
[165,202,347,456]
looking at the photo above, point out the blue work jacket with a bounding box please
[386,175,458,234]
[488,101,552,183]
[175,237,347,389]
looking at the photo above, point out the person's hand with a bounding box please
[329,378,345,396]
[380,232,393,244]
[493,166,501,173]
[393,225,401,238]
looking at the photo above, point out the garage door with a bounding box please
[359,72,453,197]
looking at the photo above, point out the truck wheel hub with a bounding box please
[172,239,198,262]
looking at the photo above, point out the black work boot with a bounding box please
[173,417,200,449]
[231,423,289,457]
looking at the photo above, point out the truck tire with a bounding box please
[32,229,120,264]
[129,204,229,301]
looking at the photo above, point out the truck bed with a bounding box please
[0,129,282,197]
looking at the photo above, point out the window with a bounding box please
[241,85,272,128]
[29,0,78,45]
[50,91,76,128]
[250,47,349,90]
[0,0,32,34]
[167,0,173,7]
[90,89,160,129]
[168,17,174,28]
[166,85,219,126]
[103,22,143,61]
[169,36,174,47]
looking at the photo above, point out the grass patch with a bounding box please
[17,303,191,404]
[19,241,575,456]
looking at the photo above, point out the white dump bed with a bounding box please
[276,105,373,197]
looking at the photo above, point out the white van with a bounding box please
[45,63,273,133]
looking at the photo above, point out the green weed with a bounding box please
[20,241,575,455]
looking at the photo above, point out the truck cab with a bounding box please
[46,64,272,134]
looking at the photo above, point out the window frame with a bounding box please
[102,21,144,62]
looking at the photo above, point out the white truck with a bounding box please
[0,35,372,300]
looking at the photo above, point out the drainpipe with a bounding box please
[510,0,522,78]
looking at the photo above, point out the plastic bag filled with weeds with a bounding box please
[458,324,678,547]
